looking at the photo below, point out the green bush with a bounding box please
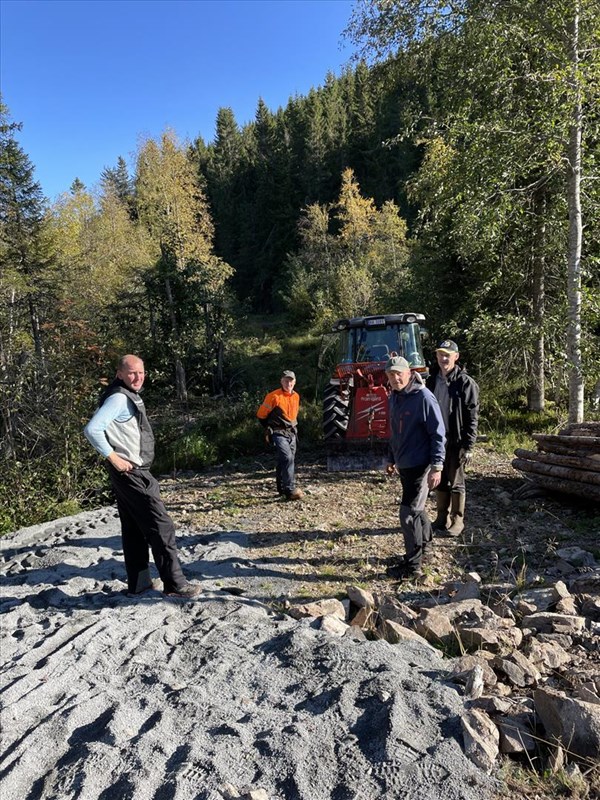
[0,454,107,536]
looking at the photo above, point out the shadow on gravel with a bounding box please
[177,526,399,552]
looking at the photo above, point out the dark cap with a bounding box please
[281,370,296,380]
[436,339,459,354]
[385,356,411,373]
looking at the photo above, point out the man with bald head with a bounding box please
[84,355,200,599]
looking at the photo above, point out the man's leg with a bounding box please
[445,446,466,536]
[110,471,152,593]
[110,469,187,593]
[273,433,295,496]
[398,465,431,571]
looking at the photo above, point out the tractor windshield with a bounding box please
[339,323,425,367]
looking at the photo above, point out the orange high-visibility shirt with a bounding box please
[257,388,300,426]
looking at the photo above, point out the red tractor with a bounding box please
[320,313,428,470]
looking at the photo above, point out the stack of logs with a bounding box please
[512,421,600,502]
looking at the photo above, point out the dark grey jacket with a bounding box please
[426,365,479,451]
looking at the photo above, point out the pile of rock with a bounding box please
[513,421,600,502]
[285,550,600,779]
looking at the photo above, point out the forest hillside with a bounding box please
[1,1,599,531]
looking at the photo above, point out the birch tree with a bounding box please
[348,0,600,419]
[135,131,233,401]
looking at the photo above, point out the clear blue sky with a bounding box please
[1,0,356,200]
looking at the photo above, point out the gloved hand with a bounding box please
[264,428,273,445]
[459,448,473,467]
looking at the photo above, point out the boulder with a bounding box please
[288,598,346,621]
[537,632,573,649]
[461,708,499,773]
[457,626,523,653]
[553,580,571,599]
[534,687,600,759]
[555,547,596,568]
[344,626,367,641]
[464,665,485,699]
[515,588,558,615]
[581,596,600,621]
[472,696,513,715]
[450,573,482,602]
[520,612,586,635]
[414,599,503,645]
[496,713,536,754]
[242,790,270,800]
[569,569,600,594]
[555,596,578,615]
[376,596,418,627]
[346,585,375,609]
[575,686,600,705]
[349,606,375,629]
[491,652,541,688]
[378,619,434,649]
[451,655,497,689]
[220,784,241,799]
[319,615,349,636]
[526,639,572,672]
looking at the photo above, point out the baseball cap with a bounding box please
[281,370,296,379]
[436,339,459,354]
[384,356,411,372]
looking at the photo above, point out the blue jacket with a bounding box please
[387,373,446,469]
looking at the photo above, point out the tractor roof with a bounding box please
[331,313,426,332]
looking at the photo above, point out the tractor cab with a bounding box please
[320,313,428,470]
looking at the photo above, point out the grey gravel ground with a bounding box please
[0,506,496,800]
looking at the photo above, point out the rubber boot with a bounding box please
[446,493,466,536]
[432,491,451,530]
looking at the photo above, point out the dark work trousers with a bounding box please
[108,465,186,593]
[398,464,433,568]
[439,444,466,495]
[272,431,297,495]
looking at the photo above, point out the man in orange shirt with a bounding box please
[257,370,303,500]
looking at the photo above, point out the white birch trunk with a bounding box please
[566,3,584,423]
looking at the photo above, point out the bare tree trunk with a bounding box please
[163,273,188,404]
[0,288,16,456]
[28,296,45,370]
[528,190,546,411]
[566,3,584,423]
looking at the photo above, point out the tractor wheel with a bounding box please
[323,382,350,440]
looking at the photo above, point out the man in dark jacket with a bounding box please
[425,339,480,535]
[84,354,201,598]
[385,356,446,578]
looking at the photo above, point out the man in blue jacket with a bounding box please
[385,356,446,579]
[84,354,201,599]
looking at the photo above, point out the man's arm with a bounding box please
[424,394,446,467]
[257,390,277,427]
[422,392,445,489]
[461,377,480,451]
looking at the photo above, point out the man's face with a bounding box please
[386,369,411,391]
[281,376,296,394]
[117,357,145,392]
[436,349,459,376]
